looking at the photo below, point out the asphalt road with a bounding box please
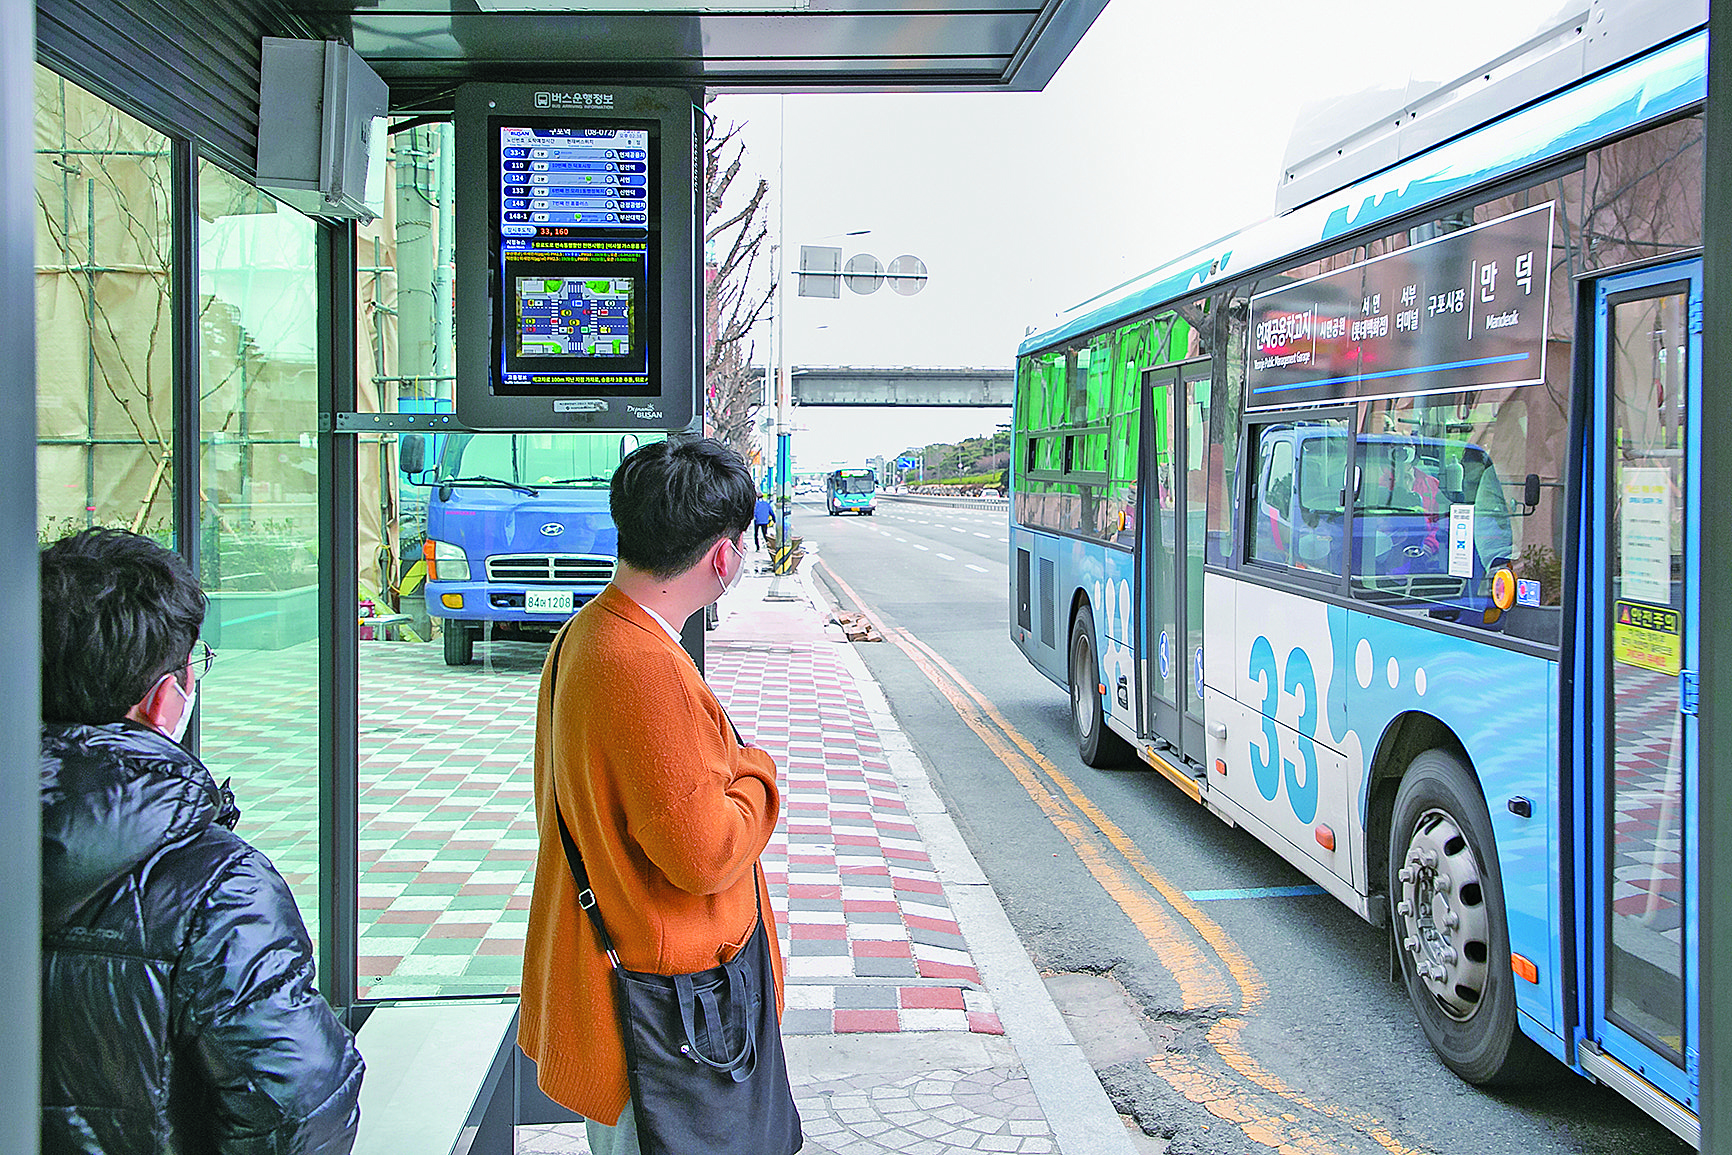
[796,495,1690,1155]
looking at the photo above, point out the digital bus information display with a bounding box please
[455,84,697,432]
[496,124,655,393]
[1247,203,1554,409]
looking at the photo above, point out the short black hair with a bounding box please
[40,528,207,724]
[611,437,755,580]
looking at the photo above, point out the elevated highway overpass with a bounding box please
[789,366,1012,407]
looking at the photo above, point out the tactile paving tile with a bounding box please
[202,635,1003,1032]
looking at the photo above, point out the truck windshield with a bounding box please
[437,432,658,488]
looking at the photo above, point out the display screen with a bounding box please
[494,122,657,394]
[1247,203,1554,409]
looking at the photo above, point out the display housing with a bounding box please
[456,85,697,431]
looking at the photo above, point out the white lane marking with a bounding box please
[913,544,929,551]
[973,532,990,538]
[951,527,967,534]
[966,564,989,573]
[998,537,1009,544]
[937,553,955,561]
[894,536,908,543]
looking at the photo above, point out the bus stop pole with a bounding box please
[1697,3,1728,1145]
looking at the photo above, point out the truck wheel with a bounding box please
[1389,749,1542,1085]
[1069,605,1133,768]
[442,623,474,666]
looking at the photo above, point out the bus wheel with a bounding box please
[442,623,474,666]
[1389,750,1539,1085]
[1068,605,1133,768]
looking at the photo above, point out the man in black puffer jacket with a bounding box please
[40,528,363,1154]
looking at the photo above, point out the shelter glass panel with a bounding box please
[350,124,550,998]
[196,163,323,941]
[34,67,175,541]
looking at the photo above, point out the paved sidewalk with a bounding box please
[516,556,1137,1155]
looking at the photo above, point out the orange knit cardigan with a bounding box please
[516,584,783,1125]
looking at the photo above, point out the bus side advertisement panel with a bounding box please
[1343,611,1557,1034]
[1228,587,1361,891]
[1091,546,1138,737]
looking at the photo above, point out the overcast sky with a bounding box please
[712,0,1568,472]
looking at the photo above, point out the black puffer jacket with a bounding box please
[41,722,364,1155]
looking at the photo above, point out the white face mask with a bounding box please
[163,675,197,745]
[714,537,745,601]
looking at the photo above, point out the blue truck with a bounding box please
[400,431,645,665]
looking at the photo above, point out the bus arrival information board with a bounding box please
[1248,203,1554,408]
[498,125,652,389]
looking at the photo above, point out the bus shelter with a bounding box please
[0,1,1110,1149]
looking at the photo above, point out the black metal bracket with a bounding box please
[323,411,469,433]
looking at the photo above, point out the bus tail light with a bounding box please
[1314,825,1335,851]
[1511,954,1539,984]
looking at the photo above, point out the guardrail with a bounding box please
[878,492,1010,511]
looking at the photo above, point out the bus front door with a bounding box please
[1141,360,1211,766]
[1581,258,1700,1139]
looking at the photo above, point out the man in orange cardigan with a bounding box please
[518,436,783,1155]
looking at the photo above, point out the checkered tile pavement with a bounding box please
[1610,665,1686,939]
[711,643,1002,1037]
[200,635,1002,1032]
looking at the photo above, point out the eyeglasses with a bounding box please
[187,640,216,683]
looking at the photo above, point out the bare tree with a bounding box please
[703,102,774,467]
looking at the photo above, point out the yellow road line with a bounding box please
[811,559,1431,1155]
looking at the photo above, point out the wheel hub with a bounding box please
[1396,808,1491,1020]
[1071,637,1096,741]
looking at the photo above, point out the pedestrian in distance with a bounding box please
[754,491,774,551]
[518,436,798,1155]
[39,528,363,1155]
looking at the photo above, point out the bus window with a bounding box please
[1351,392,1558,639]
[1250,430,1294,567]
[1248,419,1348,574]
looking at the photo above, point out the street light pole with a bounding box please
[772,99,796,561]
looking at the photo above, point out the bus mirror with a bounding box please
[400,434,426,475]
[1523,473,1542,510]
[620,434,640,461]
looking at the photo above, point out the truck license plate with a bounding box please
[524,590,574,614]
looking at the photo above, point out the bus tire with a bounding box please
[1388,749,1541,1085]
[1068,605,1133,768]
[443,623,474,666]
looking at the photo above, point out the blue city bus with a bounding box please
[403,432,650,665]
[1010,10,1705,1142]
[825,468,878,515]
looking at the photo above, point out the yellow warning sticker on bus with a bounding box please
[1614,599,1681,674]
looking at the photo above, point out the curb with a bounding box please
[801,567,1137,1155]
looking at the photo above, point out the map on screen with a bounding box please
[515,276,634,357]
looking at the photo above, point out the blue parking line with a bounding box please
[1184,884,1329,902]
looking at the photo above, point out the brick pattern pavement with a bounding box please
[202,635,1003,1031]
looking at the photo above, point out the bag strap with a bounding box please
[544,619,762,974]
